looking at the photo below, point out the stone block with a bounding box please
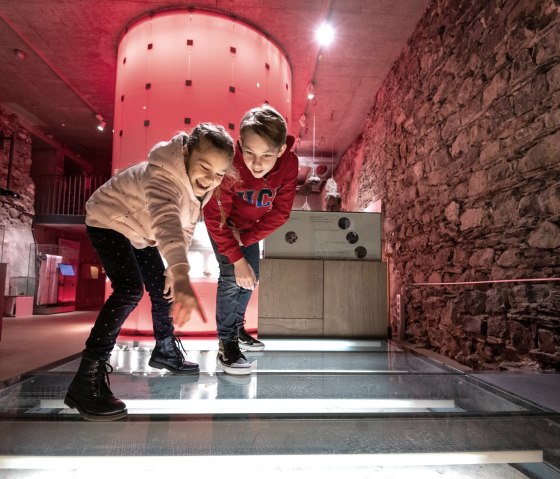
[460,208,485,230]
[469,248,495,267]
[444,201,460,223]
[468,170,489,197]
[528,221,560,249]
[486,336,505,345]
[546,62,560,93]
[450,131,470,158]
[479,140,500,165]
[486,289,510,314]
[518,130,560,174]
[529,350,560,367]
[496,248,523,267]
[441,301,458,328]
[492,195,520,226]
[537,184,560,214]
[463,290,487,315]
[482,70,508,109]
[463,316,483,334]
[538,328,557,354]
[508,320,534,352]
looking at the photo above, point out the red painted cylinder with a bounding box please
[113,10,291,337]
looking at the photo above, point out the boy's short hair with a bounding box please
[239,104,287,149]
[185,123,235,161]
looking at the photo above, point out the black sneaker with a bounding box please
[238,327,265,351]
[217,339,252,376]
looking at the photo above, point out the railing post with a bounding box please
[34,174,108,219]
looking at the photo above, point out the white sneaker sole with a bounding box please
[239,341,265,352]
[217,359,253,376]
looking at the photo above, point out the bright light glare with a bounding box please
[42,398,455,414]
[316,22,334,46]
[0,450,543,472]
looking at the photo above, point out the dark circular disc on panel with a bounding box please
[346,232,359,244]
[354,246,367,259]
[338,217,351,229]
[285,231,298,244]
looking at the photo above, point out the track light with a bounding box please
[95,114,106,131]
[306,82,315,101]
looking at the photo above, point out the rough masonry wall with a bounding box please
[0,107,35,295]
[336,0,560,369]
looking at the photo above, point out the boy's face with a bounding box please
[185,145,230,196]
[240,132,287,179]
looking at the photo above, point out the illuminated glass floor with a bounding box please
[0,339,559,478]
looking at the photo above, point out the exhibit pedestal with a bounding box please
[4,296,34,317]
[258,259,387,338]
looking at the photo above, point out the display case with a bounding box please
[31,243,79,314]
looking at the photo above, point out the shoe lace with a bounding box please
[172,335,187,360]
[92,361,113,397]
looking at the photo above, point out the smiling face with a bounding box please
[240,131,287,179]
[185,144,231,196]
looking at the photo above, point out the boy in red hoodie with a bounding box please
[204,104,298,375]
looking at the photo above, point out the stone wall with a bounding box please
[336,0,560,369]
[0,107,36,295]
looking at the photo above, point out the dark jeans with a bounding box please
[85,226,173,360]
[209,235,260,341]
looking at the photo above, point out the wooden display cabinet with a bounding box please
[258,258,387,338]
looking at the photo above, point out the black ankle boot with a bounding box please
[64,355,127,421]
[149,335,199,374]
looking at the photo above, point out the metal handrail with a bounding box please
[412,277,560,287]
[34,175,108,216]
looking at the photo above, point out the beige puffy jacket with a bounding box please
[85,133,209,271]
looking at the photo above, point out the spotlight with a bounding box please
[95,114,106,131]
[14,48,27,60]
[316,22,334,46]
[306,82,315,101]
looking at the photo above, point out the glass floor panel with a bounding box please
[0,340,559,478]
[0,371,542,416]
[49,339,444,374]
[0,416,558,457]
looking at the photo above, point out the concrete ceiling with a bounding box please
[0,0,430,183]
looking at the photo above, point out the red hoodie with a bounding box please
[204,135,298,263]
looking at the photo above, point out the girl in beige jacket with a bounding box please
[65,123,234,422]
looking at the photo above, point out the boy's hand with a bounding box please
[164,264,200,326]
[233,257,258,290]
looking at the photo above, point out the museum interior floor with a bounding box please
[0,310,559,478]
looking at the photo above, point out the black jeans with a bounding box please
[84,226,173,360]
